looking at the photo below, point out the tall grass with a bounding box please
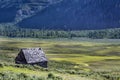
[0,37,120,80]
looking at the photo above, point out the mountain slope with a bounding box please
[0,0,62,23]
[0,0,120,30]
[18,0,120,30]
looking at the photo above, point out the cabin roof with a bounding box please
[21,48,47,63]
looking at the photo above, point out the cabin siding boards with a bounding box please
[15,48,48,68]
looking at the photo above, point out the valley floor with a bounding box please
[0,37,120,80]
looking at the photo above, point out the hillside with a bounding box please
[0,0,120,30]
[1,25,120,39]
[0,0,62,22]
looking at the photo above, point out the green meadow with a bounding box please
[0,37,120,80]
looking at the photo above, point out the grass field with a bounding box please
[0,37,120,80]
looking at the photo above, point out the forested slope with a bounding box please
[0,25,120,39]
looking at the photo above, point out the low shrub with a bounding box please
[47,73,55,79]
[47,73,63,80]
[0,63,4,68]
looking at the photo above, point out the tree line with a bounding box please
[0,25,120,39]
